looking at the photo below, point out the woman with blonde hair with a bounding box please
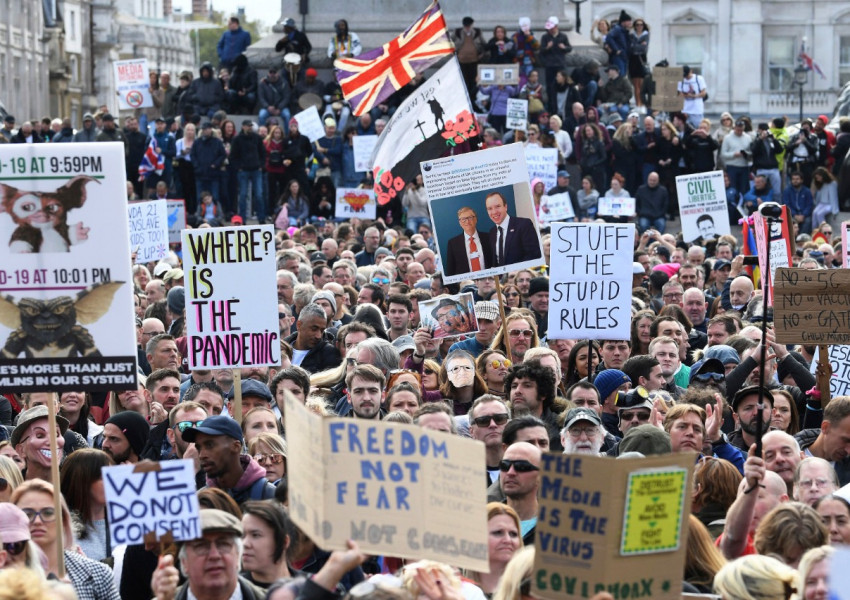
[685,515,726,592]
[467,503,523,596]
[0,454,23,501]
[714,554,797,600]
[241,406,279,446]
[477,349,512,398]
[611,122,638,194]
[248,432,287,486]
[797,545,832,600]
[492,545,535,600]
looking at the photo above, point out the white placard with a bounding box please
[422,143,545,284]
[525,146,558,193]
[166,199,186,245]
[292,105,325,142]
[183,224,281,370]
[506,98,528,132]
[842,221,849,268]
[128,200,168,264]
[539,192,575,224]
[103,460,200,546]
[811,345,850,398]
[0,142,138,392]
[597,196,636,217]
[113,58,153,110]
[548,223,635,340]
[353,134,377,172]
[675,170,731,243]
[335,187,377,219]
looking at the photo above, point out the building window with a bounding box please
[766,37,796,91]
[675,35,703,73]
[69,9,77,41]
[70,55,78,83]
[840,36,850,87]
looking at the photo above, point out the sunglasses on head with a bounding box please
[174,420,204,433]
[499,459,539,473]
[472,413,509,427]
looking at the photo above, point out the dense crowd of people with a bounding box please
[0,10,849,600]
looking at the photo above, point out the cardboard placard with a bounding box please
[183,224,281,369]
[539,192,576,224]
[843,221,849,268]
[103,460,200,545]
[285,393,488,571]
[292,105,325,142]
[353,134,377,173]
[418,292,478,339]
[507,98,528,132]
[597,196,636,217]
[533,453,694,600]
[114,58,153,110]
[166,199,186,245]
[753,208,794,306]
[651,66,684,113]
[675,171,730,243]
[810,345,850,398]
[525,147,558,194]
[335,187,377,220]
[0,142,138,392]
[423,143,545,284]
[774,268,850,344]
[548,223,635,340]
[128,200,168,264]
[477,64,519,86]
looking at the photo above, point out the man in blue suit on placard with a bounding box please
[485,191,542,267]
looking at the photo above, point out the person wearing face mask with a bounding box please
[439,350,488,417]
[11,405,68,482]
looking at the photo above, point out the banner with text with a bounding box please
[114,58,153,110]
[533,453,694,600]
[597,196,636,217]
[335,188,377,220]
[166,199,186,245]
[811,346,850,398]
[103,460,200,546]
[353,135,377,173]
[286,393,488,570]
[183,224,281,369]
[774,268,850,345]
[128,200,168,264]
[675,171,730,243]
[507,98,528,132]
[0,142,138,392]
[525,147,558,193]
[539,192,576,225]
[753,206,794,306]
[548,223,635,340]
[293,105,325,142]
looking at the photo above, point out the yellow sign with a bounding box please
[621,468,688,555]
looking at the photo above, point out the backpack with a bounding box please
[682,75,708,102]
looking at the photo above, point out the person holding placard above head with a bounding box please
[485,191,541,267]
[445,207,494,277]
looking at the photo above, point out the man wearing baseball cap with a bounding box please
[560,407,605,455]
[183,415,276,502]
[448,301,502,358]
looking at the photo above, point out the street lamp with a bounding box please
[568,0,588,34]
[794,65,809,124]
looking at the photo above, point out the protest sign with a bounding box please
[353,134,377,172]
[418,292,478,339]
[292,105,324,142]
[128,200,168,264]
[774,268,850,345]
[831,547,850,600]
[166,199,186,245]
[843,221,849,268]
[539,192,576,224]
[335,187,377,220]
[525,147,558,193]
[103,460,200,546]
[507,98,528,132]
[548,223,635,340]
[675,171,730,242]
[0,142,137,393]
[424,143,544,284]
[651,67,684,113]
[113,58,153,110]
[597,196,636,217]
[477,64,519,86]
[533,453,694,600]
[810,345,850,398]
[285,393,488,570]
[753,207,794,305]
[182,224,280,370]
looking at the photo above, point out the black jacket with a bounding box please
[750,134,783,170]
[284,332,342,374]
[230,131,266,171]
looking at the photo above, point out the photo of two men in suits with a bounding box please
[443,189,543,277]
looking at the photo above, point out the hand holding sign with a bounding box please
[152,554,179,600]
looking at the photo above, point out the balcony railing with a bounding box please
[749,89,839,116]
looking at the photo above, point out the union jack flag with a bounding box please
[138,137,165,181]
[799,40,825,79]
[334,1,454,117]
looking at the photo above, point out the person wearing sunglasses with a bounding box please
[500,441,542,546]
[469,396,512,485]
[0,502,40,573]
[476,349,512,398]
[430,297,474,337]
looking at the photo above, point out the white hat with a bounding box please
[545,16,559,29]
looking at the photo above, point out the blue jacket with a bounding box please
[191,134,226,179]
[781,184,814,218]
[742,181,778,212]
[217,27,252,65]
[606,24,629,56]
[151,131,176,180]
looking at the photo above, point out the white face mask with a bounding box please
[731,304,745,311]
[447,362,474,388]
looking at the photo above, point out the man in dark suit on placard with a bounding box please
[485,191,542,267]
[445,207,494,277]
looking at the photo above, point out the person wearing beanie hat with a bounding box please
[103,411,150,464]
[606,11,632,76]
[527,277,550,337]
[311,290,337,321]
[617,424,672,456]
[166,286,185,336]
[593,368,631,438]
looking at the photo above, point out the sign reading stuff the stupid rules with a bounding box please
[0,143,138,392]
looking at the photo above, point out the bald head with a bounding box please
[729,276,754,308]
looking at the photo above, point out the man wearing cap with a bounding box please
[284,303,341,373]
[231,119,266,224]
[226,379,274,417]
[258,67,292,128]
[191,120,226,205]
[561,407,605,455]
[445,207,493,277]
[0,115,14,141]
[527,277,549,338]
[103,411,150,464]
[547,170,577,212]
[452,17,485,101]
[276,18,313,71]
[598,65,633,120]
[95,114,126,145]
[449,301,501,358]
[152,508,267,599]
[708,259,732,298]
[726,386,774,452]
[166,286,185,337]
[430,298,474,337]
[721,119,754,198]
[185,415,276,502]
[12,405,68,481]
[505,362,561,451]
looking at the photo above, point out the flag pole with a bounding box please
[494,276,511,359]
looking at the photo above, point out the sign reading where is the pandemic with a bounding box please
[0,143,138,392]
[182,224,280,370]
[533,453,694,600]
